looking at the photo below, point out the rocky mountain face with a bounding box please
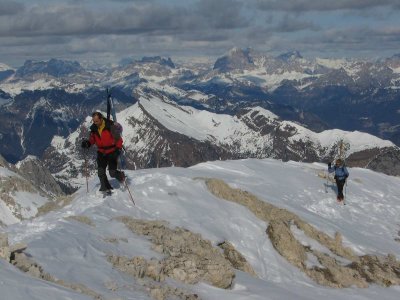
[0,154,64,225]
[16,156,64,196]
[214,47,256,72]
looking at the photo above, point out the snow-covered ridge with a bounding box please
[0,77,92,96]
[235,68,315,91]
[317,129,395,153]
[15,155,38,168]
[2,158,400,299]
[135,86,270,153]
[315,58,351,70]
[0,78,60,96]
[134,88,395,155]
[283,121,395,155]
[391,66,400,74]
[0,63,13,71]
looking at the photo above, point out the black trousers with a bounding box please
[335,178,346,198]
[96,151,123,190]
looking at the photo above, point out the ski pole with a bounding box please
[325,171,329,193]
[81,124,89,193]
[117,148,135,205]
[123,178,135,205]
[83,148,89,193]
[119,156,136,205]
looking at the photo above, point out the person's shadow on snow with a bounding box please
[324,181,338,196]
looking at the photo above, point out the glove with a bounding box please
[328,162,331,168]
[81,140,91,149]
[345,174,349,178]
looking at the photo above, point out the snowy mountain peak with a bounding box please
[227,46,252,55]
[278,50,303,61]
[242,106,280,122]
[138,56,175,68]
[214,47,255,72]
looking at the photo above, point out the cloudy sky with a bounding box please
[1,0,399,67]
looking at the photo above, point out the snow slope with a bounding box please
[2,158,400,299]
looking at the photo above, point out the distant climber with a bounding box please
[81,112,125,193]
[328,158,349,202]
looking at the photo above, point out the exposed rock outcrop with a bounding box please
[108,218,257,299]
[65,215,95,227]
[114,218,236,289]
[36,195,74,216]
[217,241,257,276]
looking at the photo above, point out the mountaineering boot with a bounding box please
[99,175,112,192]
[105,180,113,190]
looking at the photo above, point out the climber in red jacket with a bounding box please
[81,112,125,192]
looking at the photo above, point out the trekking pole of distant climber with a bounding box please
[325,170,329,193]
[325,161,331,193]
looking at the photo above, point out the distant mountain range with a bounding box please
[1,49,400,192]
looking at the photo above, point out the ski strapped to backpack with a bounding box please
[107,88,123,142]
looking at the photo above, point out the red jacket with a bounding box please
[89,119,123,154]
